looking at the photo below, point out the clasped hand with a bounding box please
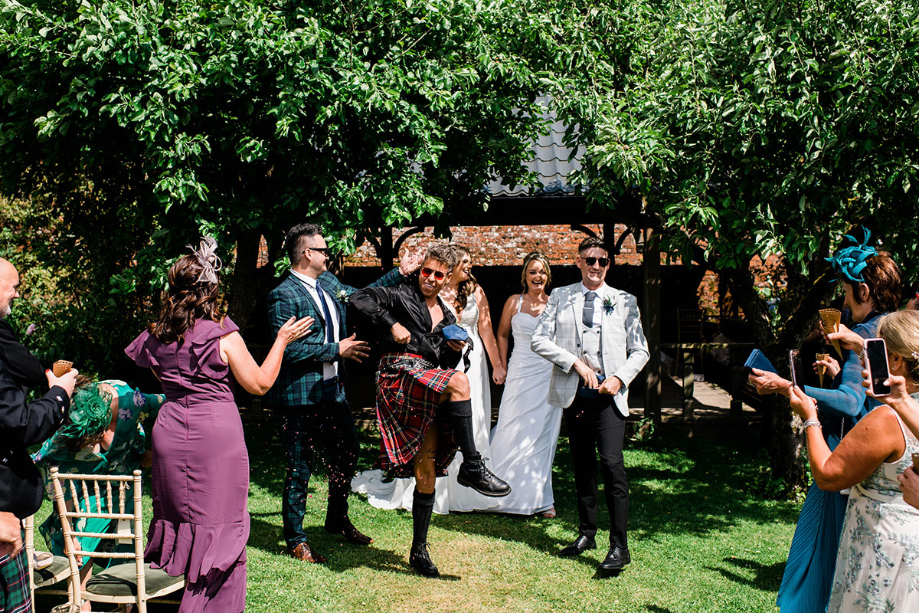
[573,360,621,394]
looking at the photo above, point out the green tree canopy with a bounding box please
[560,0,919,486]
[0,0,597,365]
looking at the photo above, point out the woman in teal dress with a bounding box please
[749,229,902,613]
[32,379,164,607]
[787,310,919,612]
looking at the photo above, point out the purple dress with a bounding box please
[125,318,248,613]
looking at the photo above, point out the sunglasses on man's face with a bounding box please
[583,257,610,267]
[420,267,447,281]
[307,247,330,255]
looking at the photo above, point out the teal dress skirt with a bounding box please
[775,311,883,613]
[31,380,164,563]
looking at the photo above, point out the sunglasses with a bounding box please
[583,257,610,267]
[420,267,447,281]
[307,247,330,255]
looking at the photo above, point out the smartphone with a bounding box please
[788,350,804,389]
[864,337,891,396]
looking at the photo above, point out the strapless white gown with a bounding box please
[351,292,494,514]
[480,296,560,514]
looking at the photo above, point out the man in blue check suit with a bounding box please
[267,223,419,563]
[531,236,649,573]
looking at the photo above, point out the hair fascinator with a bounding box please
[58,385,112,441]
[187,236,223,285]
[826,227,877,284]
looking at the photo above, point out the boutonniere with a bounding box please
[602,295,617,315]
[335,289,349,303]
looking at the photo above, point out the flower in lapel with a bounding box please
[335,289,349,303]
[602,295,617,315]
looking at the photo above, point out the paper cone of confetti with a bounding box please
[52,360,73,377]
[819,309,842,356]
[815,353,829,387]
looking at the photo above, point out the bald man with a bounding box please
[0,258,44,390]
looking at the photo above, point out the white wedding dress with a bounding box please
[350,291,495,514]
[479,295,561,514]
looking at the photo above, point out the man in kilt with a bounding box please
[351,244,511,577]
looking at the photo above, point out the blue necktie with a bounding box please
[582,291,597,328]
[315,281,336,342]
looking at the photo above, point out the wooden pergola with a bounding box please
[360,193,668,424]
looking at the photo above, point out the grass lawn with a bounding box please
[36,421,800,613]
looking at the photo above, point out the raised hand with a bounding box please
[278,316,315,345]
[46,368,79,398]
[399,247,425,276]
[339,333,371,362]
[789,384,818,422]
[814,354,840,379]
[825,323,865,353]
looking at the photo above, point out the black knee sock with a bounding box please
[412,489,436,548]
[440,399,480,462]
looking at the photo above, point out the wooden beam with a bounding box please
[642,228,662,424]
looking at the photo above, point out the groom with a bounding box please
[531,236,649,572]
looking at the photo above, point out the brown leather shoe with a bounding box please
[325,518,373,545]
[287,542,327,563]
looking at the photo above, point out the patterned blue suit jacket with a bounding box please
[266,268,403,406]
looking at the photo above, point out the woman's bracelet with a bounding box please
[803,419,822,430]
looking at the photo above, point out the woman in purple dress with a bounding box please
[125,238,312,612]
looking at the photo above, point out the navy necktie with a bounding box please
[315,281,336,342]
[582,291,597,328]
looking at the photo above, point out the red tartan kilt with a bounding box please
[375,353,459,477]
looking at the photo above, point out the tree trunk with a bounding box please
[725,265,808,488]
[226,229,276,330]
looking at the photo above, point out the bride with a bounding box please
[351,245,505,513]
[479,252,560,516]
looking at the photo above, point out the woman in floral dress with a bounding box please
[32,379,165,608]
[788,310,919,612]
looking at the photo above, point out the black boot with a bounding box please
[411,489,439,577]
[457,457,511,497]
[410,542,440,577]
[441,399,512,497]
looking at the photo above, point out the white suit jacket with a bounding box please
[531,282,650,417]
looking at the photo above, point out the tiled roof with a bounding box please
[486,99,585,197]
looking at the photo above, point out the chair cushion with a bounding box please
[85,562,185,596]
[34,556,70,587]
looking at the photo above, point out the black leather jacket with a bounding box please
[351,280,461,369]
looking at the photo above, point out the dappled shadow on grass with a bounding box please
[248,510,419,575]
[643,605,676,613]
[625,437,801,542]
[705,557,785,592]
[243,419,802,575]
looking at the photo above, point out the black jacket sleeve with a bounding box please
[0,358,66,447]
[0,318,46,389]
[351,285,401,329]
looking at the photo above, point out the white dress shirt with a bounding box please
[290,269,340,379]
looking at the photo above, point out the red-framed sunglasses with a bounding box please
[420,267,447,281]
